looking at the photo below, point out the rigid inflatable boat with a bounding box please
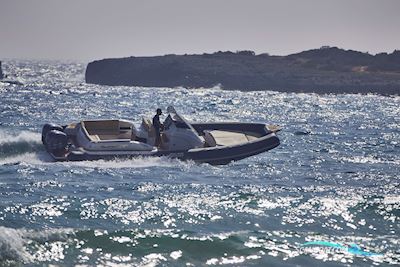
[42,107,280,165]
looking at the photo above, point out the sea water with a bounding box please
[0,60,399,266]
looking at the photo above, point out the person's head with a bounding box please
[156,108,162,115]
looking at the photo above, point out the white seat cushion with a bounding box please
[205,130,249,146]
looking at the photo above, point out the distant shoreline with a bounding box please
[85,47,400,96]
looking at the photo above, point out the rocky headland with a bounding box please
[85,47,400,95]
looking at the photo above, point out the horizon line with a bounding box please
[1,46,399,62]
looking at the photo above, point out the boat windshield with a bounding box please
[164,112,191,130]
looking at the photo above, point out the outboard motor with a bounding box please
[45,130,68,156]
[42,123,63,145]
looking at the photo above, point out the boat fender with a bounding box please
[45,130,68,151]
[42,123,63,144]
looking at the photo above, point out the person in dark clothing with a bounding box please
[152,108,163,147]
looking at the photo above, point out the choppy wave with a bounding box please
[1,226,398,266]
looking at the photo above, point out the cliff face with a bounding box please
[0,61,3,80]
[85,47,400,95]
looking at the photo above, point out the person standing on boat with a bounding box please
[153,108,163,147]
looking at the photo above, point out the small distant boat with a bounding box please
[42,107,280,165]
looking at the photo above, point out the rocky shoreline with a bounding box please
[85,47,400,95]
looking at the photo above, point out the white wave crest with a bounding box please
[0,151,187,169]
[0,226,75,264]
[59,156,186,169]
[0,226,32,263]
[0,130,41,145]
[22,227,74,243]
[0,152,48,166]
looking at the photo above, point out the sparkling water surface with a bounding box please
[0,60,399,266]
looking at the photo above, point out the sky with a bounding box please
[0,0,399,61]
